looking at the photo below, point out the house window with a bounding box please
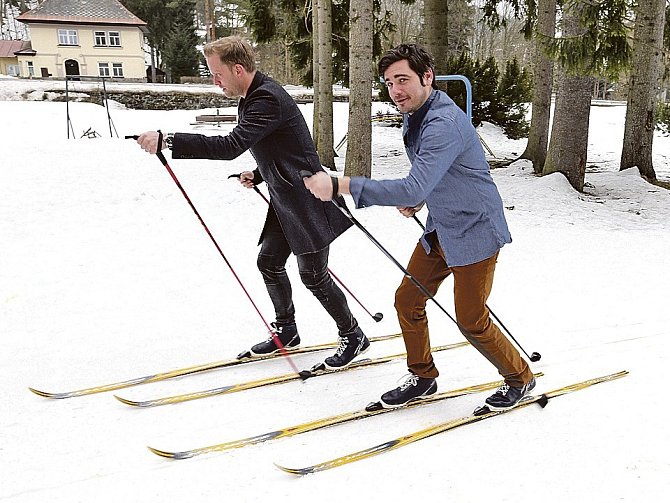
[112,63,124,77]
[109,32,121,46]
[58,29,79,46]
[7,64,20,76]
[98,62,110,77]
[94,31,107,46]
[27,61,34,76]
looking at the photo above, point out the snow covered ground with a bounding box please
[1,79,669,502]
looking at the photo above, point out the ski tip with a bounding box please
[147,446,193,460]
[29,387,77,399]
[274,462,313,476]
[28,387,59,399]
[114,394,147,407]
[147,446,177,459]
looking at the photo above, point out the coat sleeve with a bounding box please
[171,88,284,160]
[350,114,465,208]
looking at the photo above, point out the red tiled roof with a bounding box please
[0,40,31,58]
[17,0,146,26]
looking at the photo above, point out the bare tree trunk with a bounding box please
[620,0,665,181]
[382,0,422,46]
[345,0,373,178]
[312,0,320,149]
[543,3,593,191]
[423,0,448,75]
[316,0,335,170]
[520,0,556,174]
[151,48,157,83]
[204,0,216,42]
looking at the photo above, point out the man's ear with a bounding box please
[424,69,434,87]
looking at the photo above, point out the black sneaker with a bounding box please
[323,327,370,369]
[380,373,437,408]
[485,377,536,411]
[248,322,300,357]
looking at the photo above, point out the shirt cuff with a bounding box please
[348,177,369,208]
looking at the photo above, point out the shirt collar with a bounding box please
[406,89,438,129]
[242,71,262,99]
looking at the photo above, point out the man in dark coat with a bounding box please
[136,36,369,369]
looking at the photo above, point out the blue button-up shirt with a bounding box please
[349,90,511,266]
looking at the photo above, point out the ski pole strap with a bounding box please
[156,129,163,154]
[331,176,339,199]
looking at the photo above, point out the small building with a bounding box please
[16,0,147,80]
[0,40,31,76]
[146,65,166,84]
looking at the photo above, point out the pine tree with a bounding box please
[495,57,532,139]
[121,0,175,80]
[164,0,199,82]
[473,56,500,126]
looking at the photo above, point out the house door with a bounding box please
[64,59,80,80]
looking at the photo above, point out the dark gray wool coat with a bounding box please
[171,71,352,255]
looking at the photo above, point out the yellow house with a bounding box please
[0,40,30,76]
[16,0,147,80]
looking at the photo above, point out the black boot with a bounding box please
[323,327,370,370]
[247,322,300,357]
[380,373,437,408]
[484,377,536,411]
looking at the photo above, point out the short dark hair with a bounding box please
[378,43,437,89]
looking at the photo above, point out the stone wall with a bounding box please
[41,88,351,110]
[86,90,238,110]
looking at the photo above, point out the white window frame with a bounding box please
[7,64,20,76]
[94,31,107,46]
[58,29,79,46]
[27,61,34,76]
[112,63,124,78]
[98,62,110,77]
[108,31,121,47]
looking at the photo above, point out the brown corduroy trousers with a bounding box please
[394,239,534,388]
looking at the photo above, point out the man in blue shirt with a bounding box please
[304,44,535,410]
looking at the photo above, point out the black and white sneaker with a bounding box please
[380,373,437,408]
[484,377,536,411]
[323,327,370,369]
[245,322,300,357]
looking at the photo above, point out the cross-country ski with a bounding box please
[147,373,543,459]
[114,342,469,407]
[275,371,628,475]
[28,332,402,399]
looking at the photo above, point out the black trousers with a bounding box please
[257,223,359,336]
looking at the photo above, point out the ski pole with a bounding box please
[300,171,541,364]
[228,173,383,323]
[410,214,540,362]
[125,133,300,375]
